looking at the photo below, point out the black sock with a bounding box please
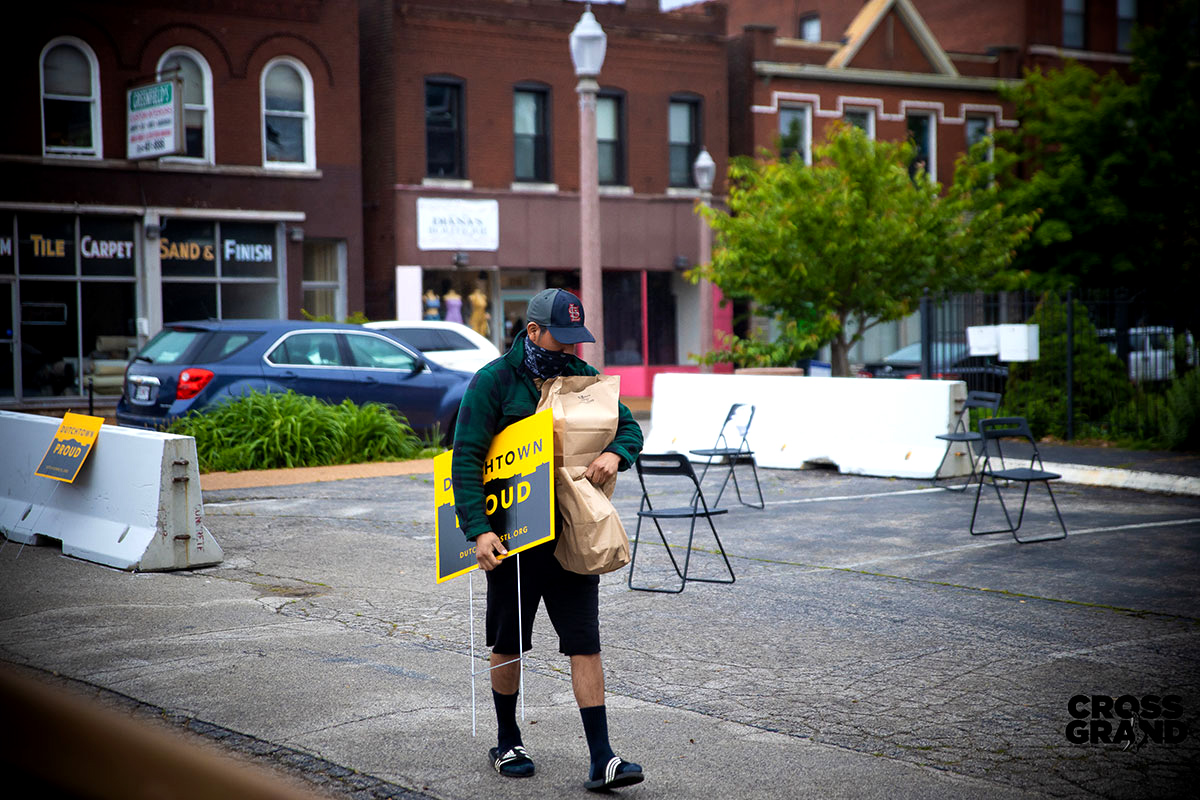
[580,704,615,773]
[494,690,522,752]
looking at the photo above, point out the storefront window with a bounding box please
[13,212,139,399]
[604,272,643,366]
[80,217,135,276]
[161,219,216,277]
[20,279,78,396]
[163,282,216,324]
[0,282,14,397]
[20,213,75,276]
[647,271,676,365]
[81,281,137,396]
[221,222,276,278]
[160,218,280,322]
[1,213,14,275]
[221,283,277,318]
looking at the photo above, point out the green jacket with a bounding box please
[451,331,643,542]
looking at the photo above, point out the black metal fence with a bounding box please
[921,288,1197,441]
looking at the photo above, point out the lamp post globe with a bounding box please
[570,6,607,78]
[693,146,715,192]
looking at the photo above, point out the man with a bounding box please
[451,288,645,792]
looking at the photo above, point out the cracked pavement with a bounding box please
[1,465,1198,799]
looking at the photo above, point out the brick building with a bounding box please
[360,0,730,393]
[0,0,364,411]
[722,0,1156,362]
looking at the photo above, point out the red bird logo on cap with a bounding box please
[568,303,581,322]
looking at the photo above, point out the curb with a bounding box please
[1042,462,1200,497]
[200,459,436,491]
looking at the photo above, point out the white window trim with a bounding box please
[843,106,876,139]
[40,36,102,159]
[157,46,215,165]
[261,56,316,171]
[778,103,813,166]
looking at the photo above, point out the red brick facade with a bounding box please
[1,0,363,408]
[361,0,732,383]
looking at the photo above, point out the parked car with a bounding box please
[1096,326,1195,382]
[363,320,500,374]
[116,320,471,440]
[858,341,1008,392]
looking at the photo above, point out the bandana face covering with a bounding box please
[523,335,574,379]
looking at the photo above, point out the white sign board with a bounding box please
[967,325,1000,356]
[417,198,499,251]
[998,324,1039,361]
[127,80,182,160]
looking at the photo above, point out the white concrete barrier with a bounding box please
[643,374,969,479]
[0,411,222,571]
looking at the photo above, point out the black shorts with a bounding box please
[485,539,600,656]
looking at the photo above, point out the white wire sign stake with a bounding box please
[431,410,555,733]
[468,552,526,736]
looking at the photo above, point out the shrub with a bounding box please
[1163,368,1200,450]
[1002,292,1132,438]
[168,390,435,472]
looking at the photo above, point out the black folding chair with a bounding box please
[689,403,764,509]
[932,390,1002,492]
[970,417,1068,544]
[628,453,735,594]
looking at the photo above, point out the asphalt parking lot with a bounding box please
[1,459,1199,799]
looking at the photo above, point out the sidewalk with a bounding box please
[3,399,1199,799]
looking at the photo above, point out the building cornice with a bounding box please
[1027,44,1133,64]
[753,61,1022,91]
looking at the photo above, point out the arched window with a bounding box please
[261,57,315,170]
[40,37,102,158]
[157,47,214,163]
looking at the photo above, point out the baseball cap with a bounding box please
[526,288,595,344]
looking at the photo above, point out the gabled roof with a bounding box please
[826,0,958,76]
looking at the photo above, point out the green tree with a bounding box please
[696,125,1036,376]
[994,0,1199,328]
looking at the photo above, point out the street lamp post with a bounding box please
[570,5,606,370]
[693,147,716,372]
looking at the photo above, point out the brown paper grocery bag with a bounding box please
[538,375,621,471]
[553,465,630,575]
[536,375,630,574]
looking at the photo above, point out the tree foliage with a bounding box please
[1002,293,1133,439]
[993,0,1200,327]
[696,125,1037,375]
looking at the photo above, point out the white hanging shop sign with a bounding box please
[127,79,184,160]
[417,198,499,252]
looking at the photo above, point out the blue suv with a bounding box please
[116,320,471,440]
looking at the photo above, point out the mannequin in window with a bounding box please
[469,285,491,337]
[424,289,441,320]
[443,288,463,324]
